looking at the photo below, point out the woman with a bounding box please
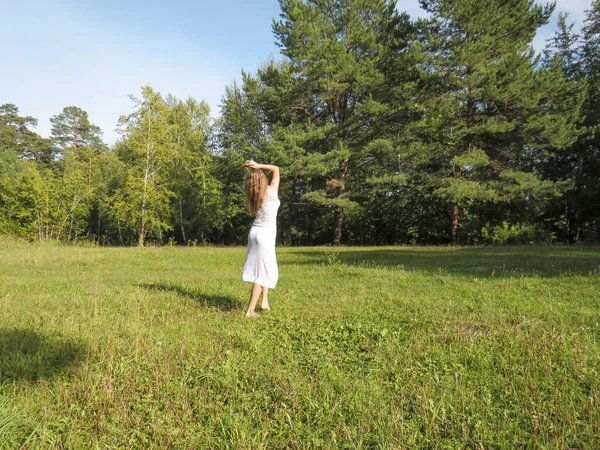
[242,159,280,318]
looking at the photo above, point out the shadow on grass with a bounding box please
[280,246,600,278]
[141,282,241,311]
[0,329,86,382]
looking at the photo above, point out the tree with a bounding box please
[87,151,124,245]
[50,106,105,159]
[0,104,54,163]
[110,87,176,246]
[47,106,107,241]
[0,160,57,241]
[0,106,56,240]
[271,0,411,244]
[533,12,585,241]
[543,11,581,79]
[576,0,600,240]
[168,95,223,244]
[213,73,274,244]
[416,0,577,243]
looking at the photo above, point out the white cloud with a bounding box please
[396,0,428,18]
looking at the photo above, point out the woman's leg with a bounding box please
[261,286,270,311]
[246,283,262,317]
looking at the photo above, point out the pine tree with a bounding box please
[536,12,585,241]
[417,0,576,243]
[214,71,277,244]
[271,0,410,244]
[50,106,105,162]
[48,106,107,241]
[0,104,54,163]
[543,11,581,79]
[578,0,600,240]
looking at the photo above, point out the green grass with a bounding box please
[1,240,599,449]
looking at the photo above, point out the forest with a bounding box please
[1,0,599,246]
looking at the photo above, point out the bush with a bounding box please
[481,221,551,245]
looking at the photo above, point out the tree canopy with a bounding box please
[1,0,598,245]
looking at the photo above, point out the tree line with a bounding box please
[1,0,599,246]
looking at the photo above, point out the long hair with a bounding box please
[245,168,268,214]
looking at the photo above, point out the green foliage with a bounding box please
[50,105,106,157]
[110,86,178,246]
[414,0,579,243]
[267,0,414,244]
[481,221,550,244]
[1,0,599,245]
[167,95,224,244]
[497,170,566,201]
[574,0,600,240]
[435,177,498,203]
[0,161,51,240]
[451,149,491,169]
[0,104,54,163]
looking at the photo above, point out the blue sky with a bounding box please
[0,0,593,145]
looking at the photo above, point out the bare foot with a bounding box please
[245,311,261,318]
[260,304,271,311]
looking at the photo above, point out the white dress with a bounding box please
[242,186,280,288]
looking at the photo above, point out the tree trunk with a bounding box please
[450,56,475,246]
[201,167,206,244]
[452,201,459,245]
[158,216,163,245]
[332,86,351,247]
[37,212,43,243]
[565,199,570,242]
[334,206,344,246]
[139,137,151,247]
[97,211,101,246]
[179,195,186,244]
[117,221,123,246]
[452,164,462,245]
[333,156,350,245]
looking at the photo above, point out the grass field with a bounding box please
[1,240,599,449]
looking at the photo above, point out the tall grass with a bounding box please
[1,241,599,448]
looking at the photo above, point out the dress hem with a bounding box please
[242,276,277,289]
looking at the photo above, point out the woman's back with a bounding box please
[252,186,280,228]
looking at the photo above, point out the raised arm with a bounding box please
[245,160,280,191]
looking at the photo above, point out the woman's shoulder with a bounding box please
[268,185,279,198]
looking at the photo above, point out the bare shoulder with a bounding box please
[268,184,279,200]
[269,169,280,193]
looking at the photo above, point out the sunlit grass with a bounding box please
[1,240,599,448]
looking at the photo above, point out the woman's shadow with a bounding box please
[140,282,240,311]
[0,328,86,382]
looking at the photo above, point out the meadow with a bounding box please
[1,240,599,449]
